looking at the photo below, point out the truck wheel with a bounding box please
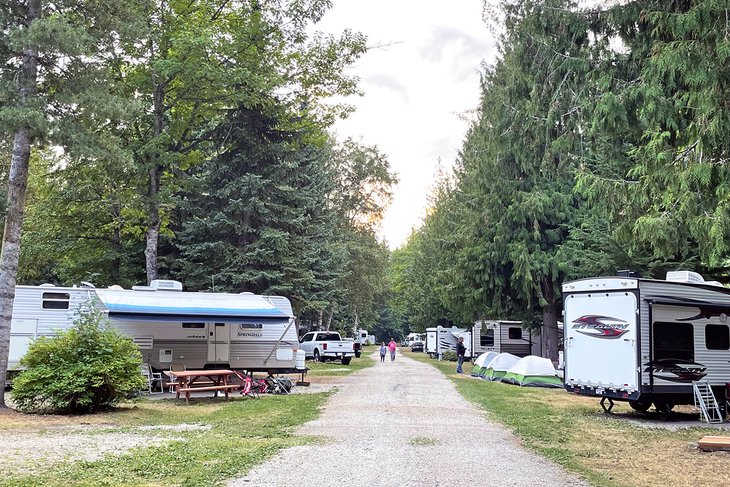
[354,351,361,358]
[628,399,651,412]
[314,349,324,362]
[342,357,352,365]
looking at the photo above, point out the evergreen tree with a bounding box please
[173,102,341,316]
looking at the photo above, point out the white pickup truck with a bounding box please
[299,331,355,365]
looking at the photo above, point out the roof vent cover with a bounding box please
[666,271,705,283]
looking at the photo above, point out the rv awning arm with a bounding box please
[263,317,296,365]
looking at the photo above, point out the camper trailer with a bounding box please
[405,332,425,347]
[8,280,299,374]
[563,271,730,415]
[425,326,466,358]
[454,321,536,358]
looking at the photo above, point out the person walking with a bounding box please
[387,338,397,362]
[456,336,466,374]
[379,342,387,363]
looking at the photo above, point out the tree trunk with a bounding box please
[541,276,559,362]
[318,309,324,331]
[0,0,40,406]
[324,304,333,331]
[353,306,359,338]
[144,49,165,284]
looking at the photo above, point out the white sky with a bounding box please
[316,1,497,249]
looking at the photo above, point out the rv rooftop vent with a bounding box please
[150,279,183,291]
[79,281,96,289]
[39,283,56,287]
[240,292,254,295]
[666,271,705,283]
[108,285,124,290]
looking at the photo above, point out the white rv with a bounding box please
[563,271,730,415]
[405,332,425,346]
[425,326,466,358]
[8,280,299,373]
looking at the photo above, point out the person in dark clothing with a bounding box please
[456,337,466,374]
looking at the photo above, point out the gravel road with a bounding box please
[229,351,588,487]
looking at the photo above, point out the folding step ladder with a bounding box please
[693,381,724,424]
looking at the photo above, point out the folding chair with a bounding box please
[140,363,164,394]
[167,363,186,393]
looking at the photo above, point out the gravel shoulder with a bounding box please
[229,350,588,487]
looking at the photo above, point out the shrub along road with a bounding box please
[229,350,587,487]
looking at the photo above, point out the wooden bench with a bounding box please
[177,384,239,393]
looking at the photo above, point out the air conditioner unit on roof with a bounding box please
[666,271,704,283]
[150,279,183,291]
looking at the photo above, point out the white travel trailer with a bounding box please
[425,326,466,358]
[8,280,299,374]
[563,271,730,416]
[405,332,425,346]
[459,320,537,358]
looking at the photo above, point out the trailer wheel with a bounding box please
[628,399,651,413]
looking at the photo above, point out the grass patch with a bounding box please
[305,353,375,377]
[409,436,438,446]
[1,393,330,487]
[405,351,730,487]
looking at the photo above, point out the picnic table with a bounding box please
[167,369,238,404]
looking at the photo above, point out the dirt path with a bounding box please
[229,351,588,487]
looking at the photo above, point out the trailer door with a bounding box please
[207,322,230,363]
[564,292,638,391]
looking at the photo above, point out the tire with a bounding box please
[628,399,652,412]
[314,349,323,362]
[355,351,361,358]
[342,357,352,365]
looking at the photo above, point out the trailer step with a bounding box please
[693,381,724,424]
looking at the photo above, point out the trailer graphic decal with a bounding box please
[644,359,707,382]
[571,315,630,339]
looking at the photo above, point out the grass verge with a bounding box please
[0,393,329,487]
[406,351,730,487]
[305,352,375,377]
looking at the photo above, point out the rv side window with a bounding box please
[653,322,694,362]
[508,327,522,340]
[480,329,494,347]
[41,292,70,310]
[706,324,730,350]
[182,323,205,329]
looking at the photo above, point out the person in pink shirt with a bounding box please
[387,338,397,362]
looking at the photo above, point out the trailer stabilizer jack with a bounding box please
[600,397,615,414]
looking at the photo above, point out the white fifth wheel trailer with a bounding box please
[8,280,299,373]
[563,271,730,416]
[425,326,466,358]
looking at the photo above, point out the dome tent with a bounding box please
[471,351,499,377]
[482,353,520,381]
[502,355,562,388]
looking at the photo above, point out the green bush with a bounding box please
[11,307,146,414]
[441,351,457,361]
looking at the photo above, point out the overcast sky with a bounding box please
[316,1,497,249]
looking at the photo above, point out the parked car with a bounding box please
[299,331,356,365]
[411,341,424,353]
